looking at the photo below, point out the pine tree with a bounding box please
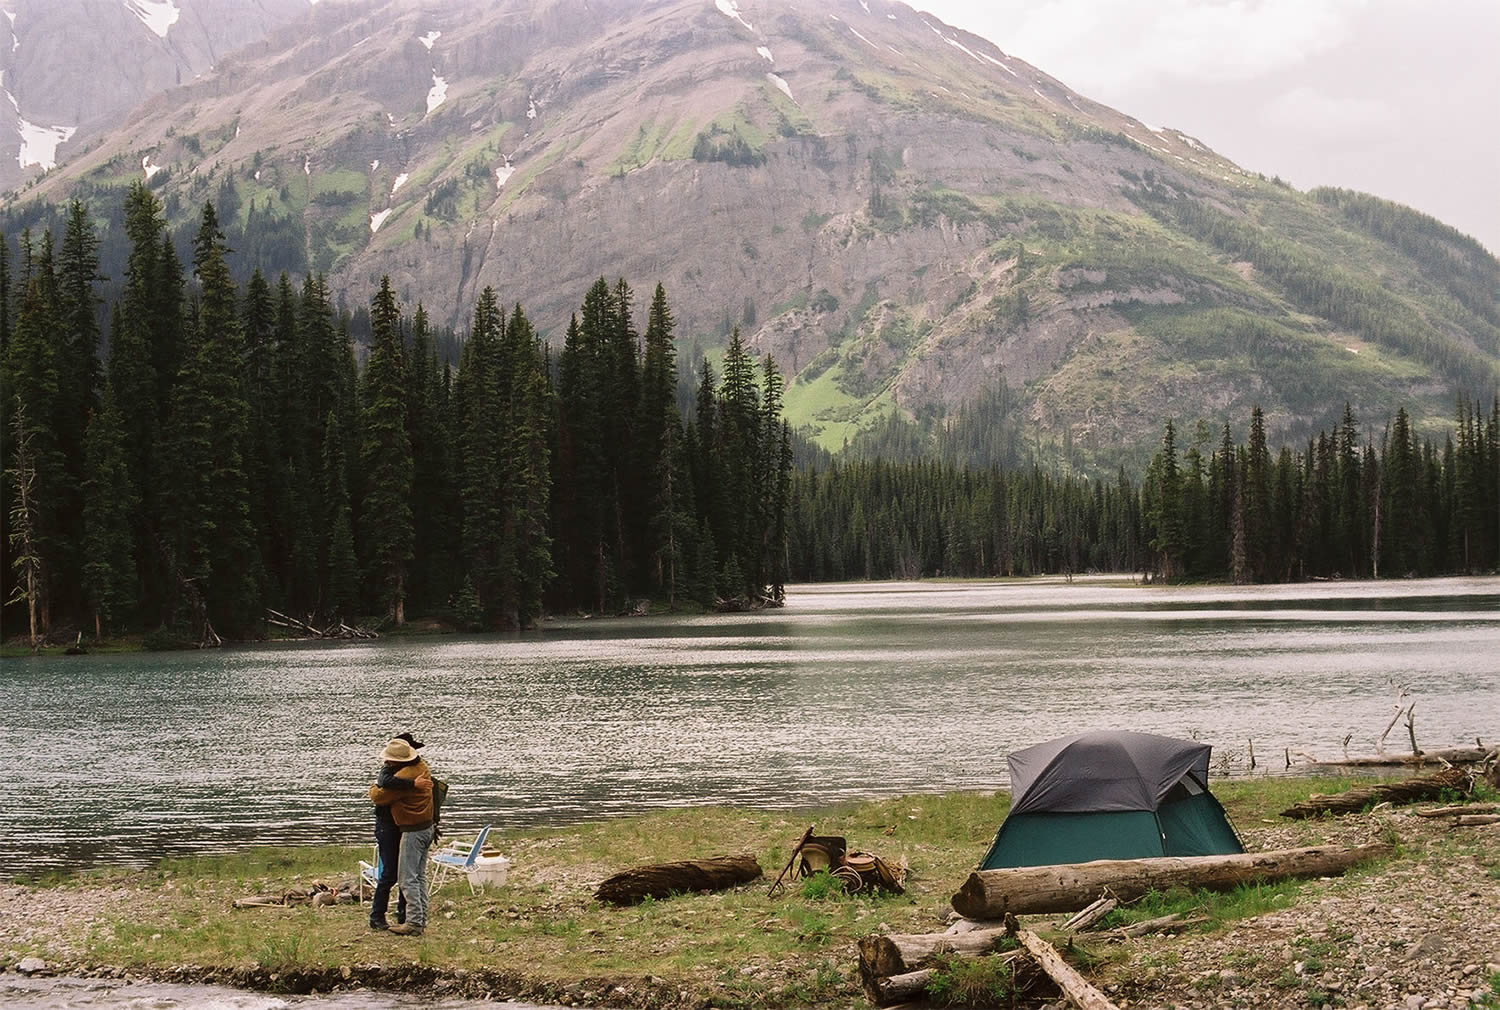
[358,276,415,624]
[53,201,103,619]
[456,287,507,624]
[160,203,259,641]
[82,383,139,638]
[5,249,63,634]
[322,411,358,620]
[502,303,555,626]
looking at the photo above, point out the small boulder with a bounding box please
[17,957,47,976]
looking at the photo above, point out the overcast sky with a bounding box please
[917,0,1500,254]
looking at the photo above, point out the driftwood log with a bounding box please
[1062,895,1118,932]
[1456,814,1500,826]
[1110,912,1207,938]
[1015,929,1120,1010]
[1416,802,1500,818]
[1308,746,1493,768]
[594,854,761,905]
[1278,767,1470,819]
[872,968,934,1004]
[951,844,1390,919]
[859,928,1016,981]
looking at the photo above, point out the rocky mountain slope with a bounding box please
[10,0,1499,457]
[0,0,309,190]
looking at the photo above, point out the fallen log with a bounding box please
[1279,767,1470,818]
[594,854,761,905]
[859,928,1016,981]
[945,916,1007,935]
[1062,895,1117,932]
[1416,802,1500,818]
[1307,747,1493,768]
[860,948,1028,1006]
[872,968,933,1005]
[1109,912,1208,938]
[951,844,1390,919]
[1015,929,1119,1010]
[1456,814,1500,826]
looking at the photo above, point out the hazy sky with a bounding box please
[917,0,1500,254]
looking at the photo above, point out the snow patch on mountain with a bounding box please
[495,161,514,188]
[980,51,1018,76]
[370,209,392,233]
[943,35,983,64]
[418,30,440,51]
[6,10,16,53]
[766,72,793,102]
[848,26,878,50]
[391,172,408,195]
[426,74,447,115]
[124,0,180,39]
[858,0,870,12]
[142,154,164,180]
[527,96,536,120]
[18,118,75,170]
[714,0,753,33]
[370,159,379,172]
[757,45,773,63]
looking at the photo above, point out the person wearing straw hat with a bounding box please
[368,735,435,936]
[366,732,426,931]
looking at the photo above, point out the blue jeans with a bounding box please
[370,820,406,926]
[398,824,435,928]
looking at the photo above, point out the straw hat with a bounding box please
[380,738,421,763]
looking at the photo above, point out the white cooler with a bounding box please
[468,854,512,889]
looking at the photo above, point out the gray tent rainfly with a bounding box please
[980,730,1245,870]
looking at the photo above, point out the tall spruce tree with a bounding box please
[358,276,415,624]
[82,383,139,638]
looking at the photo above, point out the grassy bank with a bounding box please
[5,775,1498,1008]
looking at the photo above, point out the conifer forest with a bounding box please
[2,188,1497,646]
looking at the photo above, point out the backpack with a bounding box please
[431,777,449,841]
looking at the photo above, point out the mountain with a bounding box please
[0,0,310,189]
[9,0,1498,460]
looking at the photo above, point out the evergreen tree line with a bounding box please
[2,186,793,645]
[785,400,1499,583]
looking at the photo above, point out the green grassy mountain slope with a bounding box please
[11,0,1497,460]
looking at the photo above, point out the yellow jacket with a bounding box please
[368,759,434,829]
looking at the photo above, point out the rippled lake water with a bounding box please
[3,576,1496,876]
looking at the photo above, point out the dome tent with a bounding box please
[980,731,1244,870]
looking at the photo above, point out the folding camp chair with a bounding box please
[429,825,491,895]
[358,844,380,903]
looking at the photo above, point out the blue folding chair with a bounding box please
[429,825,491,894]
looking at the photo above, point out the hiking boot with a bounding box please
[368,919,388,931]
[388,923,424,936]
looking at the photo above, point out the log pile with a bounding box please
[858,915,1113,1007]
[594,855,761,905]
[1278,767,1471,819]
[950,844,1390,919]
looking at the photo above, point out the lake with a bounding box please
[2,576,1496,877]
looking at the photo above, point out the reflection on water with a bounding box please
[2,576,1497,876]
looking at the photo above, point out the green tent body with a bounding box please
[980,731,1244,870]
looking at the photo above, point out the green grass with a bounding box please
[1098,878,1307,934]
[8,777,1456,1007]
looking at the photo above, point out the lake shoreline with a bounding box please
[5,778,1498,1009]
